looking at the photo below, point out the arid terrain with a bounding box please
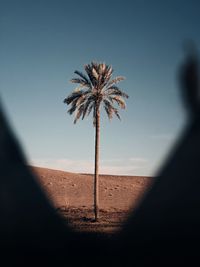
[31,166,154,234]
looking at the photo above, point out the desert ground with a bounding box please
[31,166,154,234]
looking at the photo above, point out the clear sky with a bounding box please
[1,0,200,176]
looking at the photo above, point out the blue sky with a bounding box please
[1,0,200,175]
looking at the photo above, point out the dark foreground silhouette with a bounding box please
[1,50,200,266]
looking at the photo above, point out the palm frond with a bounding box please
[64,90,85,105]
[81,101,90,120]
[67,101,77,115]
[84,64,97,87]
[75,94,87,107]
[91,61,99,72]
[104,106,112,120]
[102,65,113,85]
[74,104,85,124]
[97,64,113,90]
[99,63,106,74]
[109,95,126,109]
[74,70,91,86]
[106,76,125,88]
[92,67,99,80]
[106,65,113,78]
[104,105,120,120]
[67,94,86,115]
[103,99,121,120]
[82,96,95,120]
[87,102,95,116]
[113,109,121,120]
[70,78,91,89]
[105,86,129,98]
[70,78,86,84]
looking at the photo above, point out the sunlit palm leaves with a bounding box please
[64,62,129,125]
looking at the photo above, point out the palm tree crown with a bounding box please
[64,62,129,124]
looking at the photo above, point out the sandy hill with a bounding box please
[31,166,153,212]
[29,166,154,232]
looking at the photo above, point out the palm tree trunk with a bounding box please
[94,106,100,221]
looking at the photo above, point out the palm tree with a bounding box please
[64,62,128,221]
